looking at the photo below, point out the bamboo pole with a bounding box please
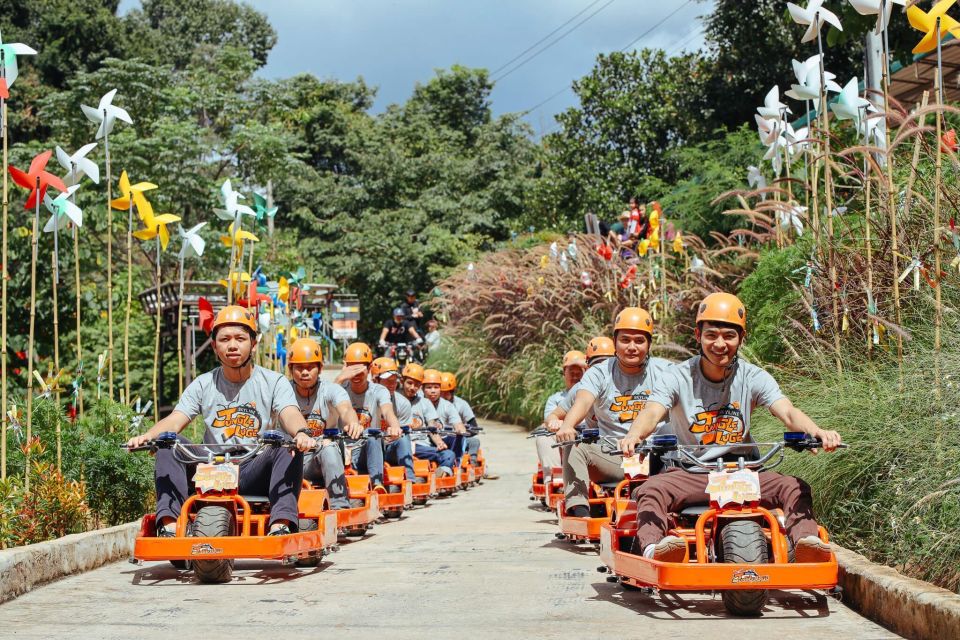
[104,128,114,400]
[51,249,61,471]
[24,177,41,492]
[177,256,185,396]
[933,37,944,395]
[71,174,83,417]
[1,98,7,480]
[882,8,903,374]
[123,198,134,403]
[152,233,161,421]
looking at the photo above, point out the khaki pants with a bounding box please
[535,435,561,474]
[562,442,623,510]
[634,468,819,550]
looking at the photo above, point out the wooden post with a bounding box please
[1,99,7,480]
[123,199,133,403]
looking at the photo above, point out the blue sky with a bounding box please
[122,1,711,136]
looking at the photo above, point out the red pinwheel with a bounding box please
[596,243,613,261]
[237,281,271,309]
[9,150,67,210]
[619,265,637,289]
[199,297,214,334]
[942,129,958,154]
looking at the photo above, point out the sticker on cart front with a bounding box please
[193,462,240,493]
[706,469,761,507]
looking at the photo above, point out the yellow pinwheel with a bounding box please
[649,227,661,251]
[110,170,157,211]
[907,0,960,54]
[637,238,650,257]
[277,276,290,303]
[220,222,258,252]
[672,232,684,255]
[219,270,251,292]
[134,208,181,251]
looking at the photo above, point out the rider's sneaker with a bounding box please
[644,535,687,562]
[156,523,176,538]
[268,524,292,536]
[387,484,402,494]
[349,498,366,509]
[794,535,832,563]
[566,505,590,518]
[412,476,428,484]
[437,466,453,478]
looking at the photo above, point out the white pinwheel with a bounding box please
[43,186,83,232]
[755,114,781,146]
[0,29,37,91]
[786,126,811,158]
[747,165,767,192]
[848,0,906,35]
[214,179,255,221]
[55,143,99,186]
[780,205,806,237]
[859,105,885,145]
[830,77,870,125]
[80,89,132,140]
[787,0,843,44]
[757,85,791,118]
[177,222,207,261]
[785,54,842,101]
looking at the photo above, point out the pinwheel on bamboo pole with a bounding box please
[220,222,258,301]
[133,208,181,421]
[9,150,66,492]
[214,180,254,304]
[175,222,206,395]
[55,143,98,417]
[0,30,36,481]
[109,171,157,403]
[81,88,132,400]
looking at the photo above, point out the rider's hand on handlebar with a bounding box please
[545,417,563,433]
[555,425,577,443]
[294,432,317,452]
[811,428,842,453]
[620,433,643,456]
[454,424,467,435]
[386,424,401,439]
[126,433,152,449]
[344,422,364,440]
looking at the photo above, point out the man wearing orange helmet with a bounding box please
[439,372,482,464]
[536,350,588,475]
[127,306,317,537]
[288,338,362,510]
[556,308,673,518]
[619,293,842,563]
[399,363,456,477]
[338,342,406,489]
[422,368,467,463]
[371,357,422,485]
[544,337,615,433]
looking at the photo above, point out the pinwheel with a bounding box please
[286,266,307,310]
[906,0,960,55]
[175,222,206,394]
[780,205,806,237]
[747,165,767,199]
[220,223,258,299]
[215,180,255,303]
[567,240,578,259]
[0,30,36,99]
[755,115,781,147]
[848,0,906,35]
[220,270,251,293]
[82,91,133,400]
[785,55,842,101]
[56,144,99,187]
[135,209,181,420]
[95,350,108,400]
[275,330,288,368]
[757,86,791,118]
[198,297,215,334]
[579,271,592,287]
[830,77,870,126]
[787,1,843,44]
[43,186,82,392]
[253,191,277,233]
[68,363,83,423]
[129,397,153,433]
[10,151,67,458]
[672,232,684,255]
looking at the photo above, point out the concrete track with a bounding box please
[1,419,898,639]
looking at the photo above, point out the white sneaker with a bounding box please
[795,535,832,563]
[647,535,687,562]
[437,466,453,478]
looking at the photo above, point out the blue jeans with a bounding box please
[442,434,465,464]
[465,436,481,464]
[352,438,385,487]
[384,435,416,481]
[413,443,456,470]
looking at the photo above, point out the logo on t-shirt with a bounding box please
[213,402,261,440]
[409,414,424,430]
[610,392,651,423]
[304,412,326,437]
[690,402,746,445]
[355,407,373,429]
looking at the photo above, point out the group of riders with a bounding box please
[537,292,842,563]
[126,302,481,538]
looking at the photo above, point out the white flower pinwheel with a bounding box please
[55,143,99,186]
[830,77,871,126]
[847,0,906,35]
[757,86,791,118]
[787,0,843,43]
[177,222,207,261]
[43,185,83,232]
[80,89,132,140]
[785,54,842,101]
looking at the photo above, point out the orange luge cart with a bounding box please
[598,434,845,616]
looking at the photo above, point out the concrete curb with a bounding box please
[835,547,960,640]
[0,522,138,605]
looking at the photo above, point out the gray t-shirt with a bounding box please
[175,366,298,447]
[294,380,350,436]
[650,356,785,461]
[431,397,462,429]
[558,380,594,429]
[451,395,475,424]
[338,381,392,431]
[405,391,439,430]
[387,391,413,429]
[576,357,673,437]
[543,390,565,421]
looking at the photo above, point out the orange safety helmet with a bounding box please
[344,342,373,364]
[212,305,258,337]
[402,362,425,382]
[422,368,443,385]
[440,371,457,392]
[288,337,323,366]
[696,292,746,331]
[614,307,654,336]
[561,350,587,369]
[371,357,399,378]
[585,336,615,360]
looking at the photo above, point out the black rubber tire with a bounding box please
[719,520,769,616]
[295,518,321,567]
[170,559,191,570]
[191,505,235,584]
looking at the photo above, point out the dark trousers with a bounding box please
[634,468,818,550]
[155,435,303,531]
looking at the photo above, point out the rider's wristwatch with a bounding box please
[296,428,313,437]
